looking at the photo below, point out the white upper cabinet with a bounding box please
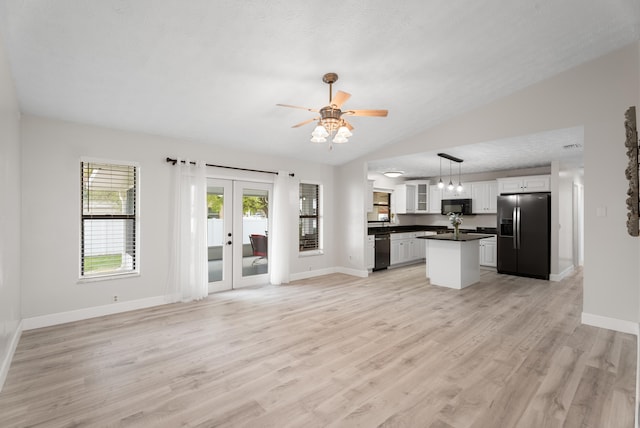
[471,181,498,213]
[411,180,430,213]
[394,180,429,214]
[497,175,550,194]
[393,183,416,214]
[429,185,443,214]
[443,185,471,199]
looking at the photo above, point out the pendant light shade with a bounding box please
[437,157,444,189]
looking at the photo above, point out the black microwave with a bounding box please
[441,198,473,215]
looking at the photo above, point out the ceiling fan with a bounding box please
[277,72,388,146]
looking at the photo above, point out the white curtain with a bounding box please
[166,159,208,302]
[270,171,295,285]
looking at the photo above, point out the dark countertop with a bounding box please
[417,233,495,241]
[367,225,448,235]
[368,225,497,235]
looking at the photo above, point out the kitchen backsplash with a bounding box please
[396,213,498,229]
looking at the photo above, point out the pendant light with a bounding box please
[437,153,463,192]
[447,160,454,191]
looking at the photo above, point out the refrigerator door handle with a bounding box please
[512,207,517,249]
[516,206,521,250]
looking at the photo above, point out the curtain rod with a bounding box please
[165,157,295,177]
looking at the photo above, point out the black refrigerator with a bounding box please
[497,192,550,280]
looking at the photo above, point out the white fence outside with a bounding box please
[207,217,268,246]
[86,217,268,257]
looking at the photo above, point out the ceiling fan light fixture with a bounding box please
[278,73,388,148]
[332,134,348,144]
[311,124,329,139]
[336,125,352,138]
[383,171,404,178]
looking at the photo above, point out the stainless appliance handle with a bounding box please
[512,207,517,249]
[516,206,521,250]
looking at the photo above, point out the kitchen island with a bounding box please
[418,233,494,289]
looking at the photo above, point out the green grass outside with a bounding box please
[84,254,122,272]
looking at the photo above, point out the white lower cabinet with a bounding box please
[366,235,375,270]
[479,236,497,267]
[390,233,412,265]
[390,231,431,266]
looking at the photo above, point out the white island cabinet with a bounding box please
[419,233,493,289]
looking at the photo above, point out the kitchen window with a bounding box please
[299,182,321,253]
[80,161,139,279]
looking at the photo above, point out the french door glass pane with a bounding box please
[207,185,225,283]
[243,188,268,277]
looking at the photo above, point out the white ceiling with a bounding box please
[0,1,638,166]
[367,127,584,179]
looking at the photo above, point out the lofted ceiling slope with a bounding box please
[0,1,638,166]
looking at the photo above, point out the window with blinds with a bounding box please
[299,183,320,252]
[81,161,138,277]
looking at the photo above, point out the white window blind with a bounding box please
[81,162,138,277]
[299,183,319,251]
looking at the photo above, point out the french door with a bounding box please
[206,179,272,292]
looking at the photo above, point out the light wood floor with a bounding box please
[0,266,635,427]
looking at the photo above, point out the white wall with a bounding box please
[558,166,581,273]
[20,115,336,318]
[335,158,368,276]
[340,42,640,327]
[0,32,21,390]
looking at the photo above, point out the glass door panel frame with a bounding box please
[232,181,272,288]
[206,178,233,293]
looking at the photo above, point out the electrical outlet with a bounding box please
[113,295,118,302]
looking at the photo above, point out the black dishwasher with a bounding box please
[374,233,390,271]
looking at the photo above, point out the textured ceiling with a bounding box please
[0,1,638,166]
[367,127,584,179]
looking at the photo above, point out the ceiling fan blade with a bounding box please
[291,117,319,128]
[345,109,388,117]
[276,103,319,113]
[343,120,354,131]
[330,91,351,109]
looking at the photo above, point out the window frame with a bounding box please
[298,181,323,256]
[79,158,140,281]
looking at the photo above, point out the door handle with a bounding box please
[512,207,517,249]
[516,207,521,250]
[226,241,232,245]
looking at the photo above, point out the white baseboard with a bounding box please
[290,266,369,281]
[0,320,23,392]
[334,267,369,278]
[22,296,168,331]
[290,267,337,281]
[550,265,575,282]
[581,312,639,336]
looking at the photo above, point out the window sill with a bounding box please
[78,271,140,284]
[299,250,324,257]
